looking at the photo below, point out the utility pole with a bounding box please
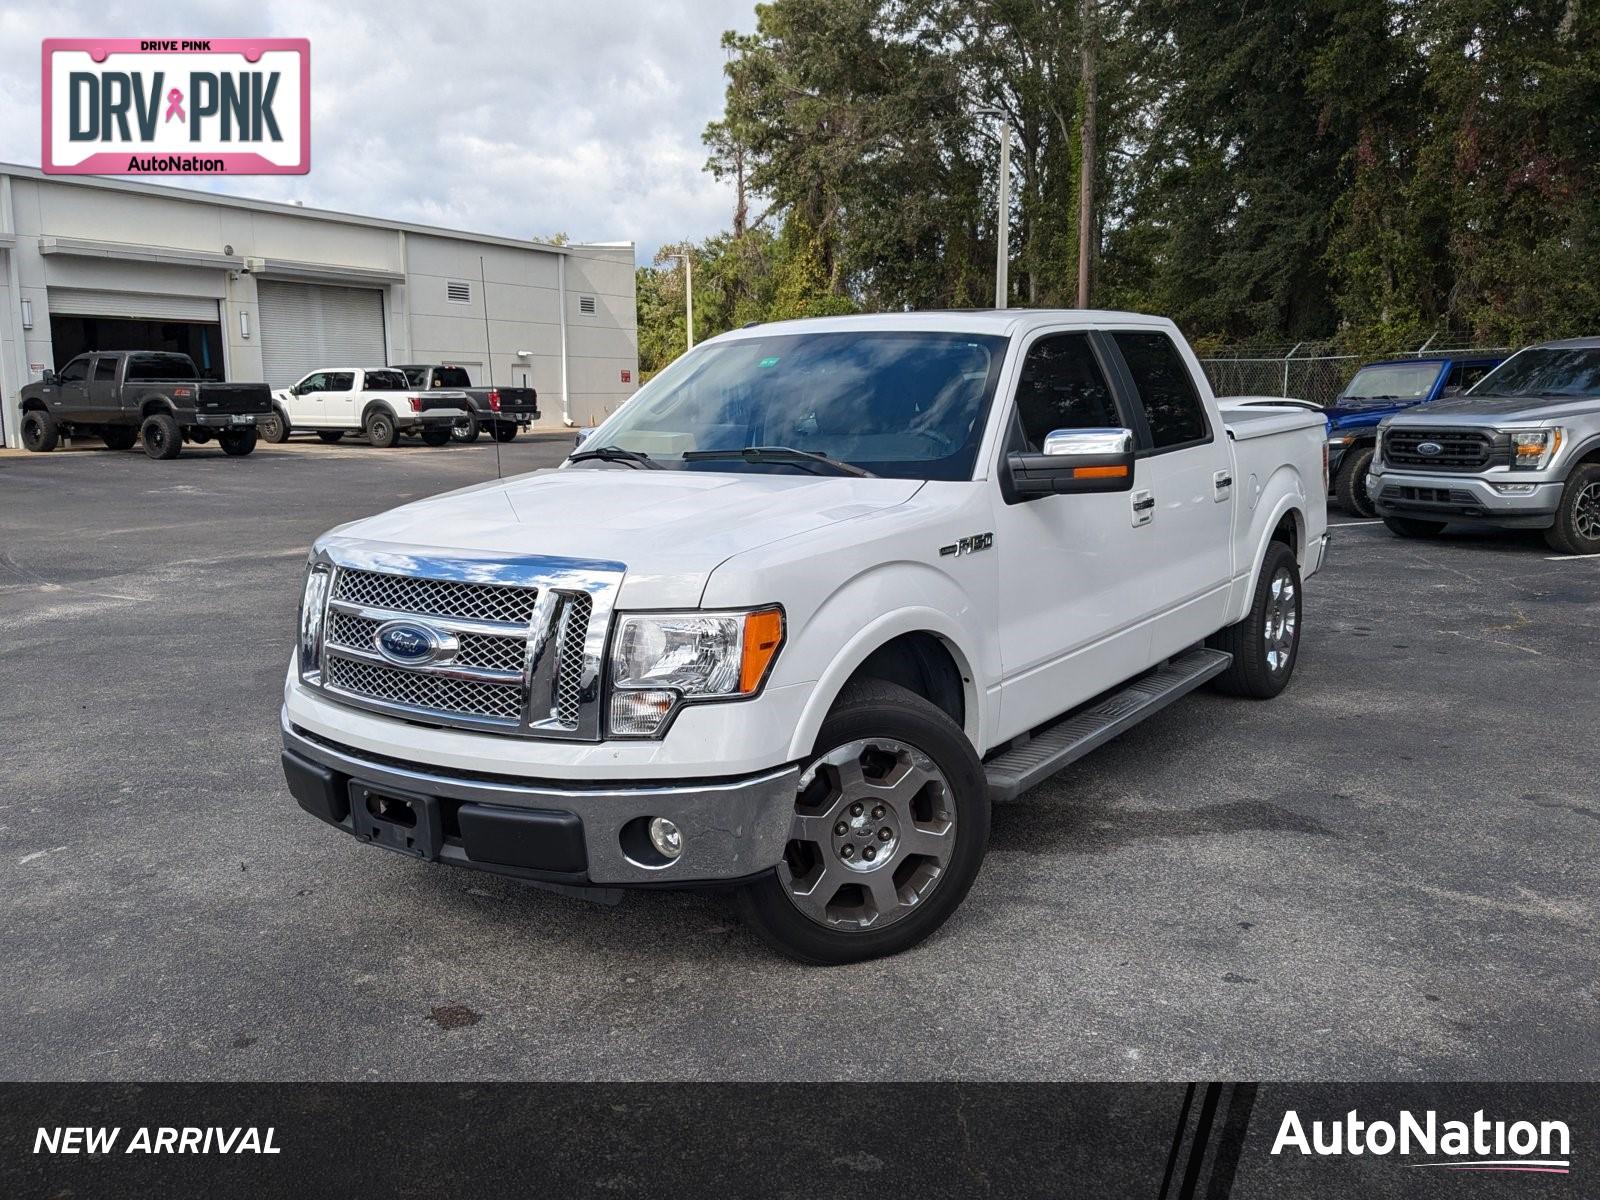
[1077,0,1098,309]
[975,107,1011,309]
[667,252,694,351]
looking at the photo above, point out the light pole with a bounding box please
[666,252,694,351]
[975,106,1011,309]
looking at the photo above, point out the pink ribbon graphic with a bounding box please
[164,88,185,123]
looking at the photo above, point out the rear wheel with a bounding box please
[736,679,989,965]
[365,409,398,448]
[1544,464,1600,555]
[219,429,258,457]
[1382,515,1447,539]
[101,427,138,451]
[21,410,59,453]
[140,412,182,460]
[1208,540,1301,699]
[451,413,481,443]
[260,409,290,444]
[1335,446,1376,517]
[492,422,518,443]
[316,430,344,444]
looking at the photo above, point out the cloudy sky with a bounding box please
[0,0,756,262]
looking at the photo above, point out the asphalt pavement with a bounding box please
[1,434,1596,1080]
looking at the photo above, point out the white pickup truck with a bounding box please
[261,367,470,448]
[280,311,1329,963]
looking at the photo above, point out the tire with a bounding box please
[219,429,258,457]
[1544,463,1600,555]
[1382,515,1447,539]
[419,427,452,447]
[1207,540,1302,700]
[1335,445,1376,517]
[140,412,182,460]
[101,426,137,451]
[735,679,990,965]
[492,422,518,443]
[365,409,399,448]
[21,410,59,453]
[451,413,481,443]
[316,430,345,444]
[260,409,290,444]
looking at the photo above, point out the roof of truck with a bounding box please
[716,309,1178,340]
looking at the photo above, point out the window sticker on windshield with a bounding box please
[759,356,781,369]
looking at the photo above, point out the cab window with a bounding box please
[298,373,328,392]
[57,357,90,384]
[325,372,355,392]
[1111,331,1211,451]
[1012,333,1120,452]
[93,357,118,383]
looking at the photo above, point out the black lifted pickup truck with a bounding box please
[395,364,539,443]
[19,351,273,460]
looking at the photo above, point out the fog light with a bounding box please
[1493,482,1537,495]
[648,817,683,860]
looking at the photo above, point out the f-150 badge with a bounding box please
[940,532,994,557]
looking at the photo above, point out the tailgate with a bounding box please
[195,383,272,415]
[491,387,539,417]
[418,390,472,414]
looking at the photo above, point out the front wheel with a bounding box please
[1382,515,1447,539]
[736,679,989,965]
[365,410,398,448]
[219,429,258,457]
[140,412,182,460]
[21,410,59,453]
[1544,464,1600,555]
[259,410,290,444]
[1335,446,1376,516]
[492,422,518,443]
[419,427,452,447]
[1208,540,1301,699]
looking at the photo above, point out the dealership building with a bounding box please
[0,164,639,448]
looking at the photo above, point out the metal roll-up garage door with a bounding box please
[256,280,387,387]
[49,288,220,322]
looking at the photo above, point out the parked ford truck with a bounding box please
[280,312,1330,963]
[262,368,471,448]
[395,364,540,443]
[19,351,271,460]
[1370,337,1600,554]
[1326,354,1502,515]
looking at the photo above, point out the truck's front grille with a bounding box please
[1384,428,1504,471]
[310,556,622,740]
[334,568,540,624]
[325,655,525,721]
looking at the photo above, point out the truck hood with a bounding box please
[326,468,925,608]
[1385,394,1600,425]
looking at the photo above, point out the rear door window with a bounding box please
[1110,331,1211,451]
[93,357,117,382]
[1012,333,1120,452]
[325,372,356,392]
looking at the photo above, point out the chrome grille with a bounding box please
[325,656,523,721]
[554,594,594,727]
[334,568,539,624]
[326,610,526,673]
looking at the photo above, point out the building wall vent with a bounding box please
[446,281,472,304]
[578,295,597,315]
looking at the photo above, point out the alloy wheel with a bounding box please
[777,738,956,931]
[1575,481,1600,543]
[1263,566,1298,673]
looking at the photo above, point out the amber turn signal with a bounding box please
[740,608,785,693]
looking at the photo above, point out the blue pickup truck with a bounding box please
[1326,355,1504,514]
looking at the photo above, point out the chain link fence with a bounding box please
[1198,336,1513,407]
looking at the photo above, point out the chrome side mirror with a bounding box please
[1006,427,1136,500]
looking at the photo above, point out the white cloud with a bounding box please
[0,0,755,262]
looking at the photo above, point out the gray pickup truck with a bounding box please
[18,350,271,460]
[395,365,539,443]
[1370,337,1600,555]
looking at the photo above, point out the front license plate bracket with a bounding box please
[348,782,444,861]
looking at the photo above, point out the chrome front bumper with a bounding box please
[281,711,800,887]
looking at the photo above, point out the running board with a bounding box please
[983,647,1233,802]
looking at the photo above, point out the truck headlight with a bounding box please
[608,607,784,737]
[298,563,333,681]
[1510,428,1562,470]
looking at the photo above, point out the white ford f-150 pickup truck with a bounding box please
[280,311,1329,963]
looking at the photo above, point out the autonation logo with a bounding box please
[1273,1109,1572,1175]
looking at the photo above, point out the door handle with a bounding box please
[1131,489,1155,528]
[1213,469,1233,502]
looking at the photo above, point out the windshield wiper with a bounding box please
[568,445,662,470]
[681,446,876,478]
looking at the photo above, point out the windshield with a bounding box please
[1336,362,1440,404]
[583,330,1009,481]
[365,370,410,391]
[1470,348,1600,398]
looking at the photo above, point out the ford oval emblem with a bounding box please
[1416,441,1444,456]
[376,621,444,665]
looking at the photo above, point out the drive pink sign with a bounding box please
[43,38,309,175]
